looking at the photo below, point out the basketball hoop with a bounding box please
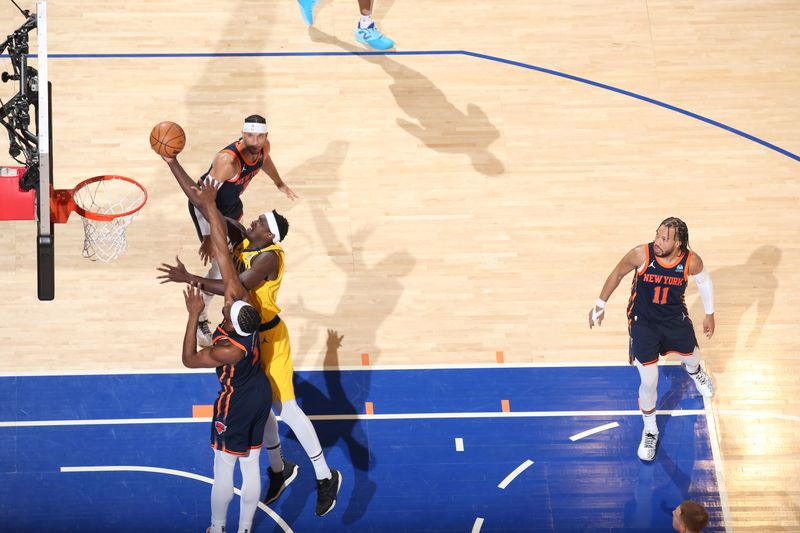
[51,175,147,262]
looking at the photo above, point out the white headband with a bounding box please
[264,211,282,243]
[243,122,268,134]
[230,300,253,336]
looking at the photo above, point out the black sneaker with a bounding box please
[263,460,299,504]
[315,469,342,517]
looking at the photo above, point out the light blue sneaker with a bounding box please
[298,0,318,26]
[354,23,394,50]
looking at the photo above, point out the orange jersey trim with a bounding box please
[683,251,694,280]
[235,140,261,167]
[220,149,243,180]
[661,350,695,357]
[655,251,685,269]
[210,443,249,457]
[223,366,235,420]
[637,245,651,277]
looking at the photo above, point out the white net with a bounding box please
[72,177,146,262]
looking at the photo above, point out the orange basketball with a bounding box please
[149,121,186,158]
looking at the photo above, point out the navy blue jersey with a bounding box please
[211,325,264,392]
[209,324,271,455]
[627,242,693,324]
[200,140,268,220]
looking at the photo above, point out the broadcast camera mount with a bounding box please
[1,5,40,191]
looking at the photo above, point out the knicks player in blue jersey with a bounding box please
[163,114,298,347]
[588,217,715,461]
[182,181,272,533]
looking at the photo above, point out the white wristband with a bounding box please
[591,299,606,324]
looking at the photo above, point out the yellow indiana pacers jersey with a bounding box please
[236,240,284,321]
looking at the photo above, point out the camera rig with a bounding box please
[1,5,41,191]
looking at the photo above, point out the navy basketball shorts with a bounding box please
[210,379,271,456]
[188,198,243,242]
[628,315,699,366]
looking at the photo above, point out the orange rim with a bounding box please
[70,175,147,222]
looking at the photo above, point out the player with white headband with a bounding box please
[158,193,343,517]
[161,114,299,347]
[179,181,271,533]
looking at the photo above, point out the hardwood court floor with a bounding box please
[1,1,798,530]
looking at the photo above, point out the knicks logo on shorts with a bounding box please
[215,421,227,435]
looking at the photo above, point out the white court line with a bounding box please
[498,460,534,489]
[0,409,708,428]
[705,398,733,533]
[455,437,464,451]
[60,465,293,532]
[569,422,619,441]
[471,517,484,532]
[717,409,800,423]
[0,361,682,377]
[8,408,797,429]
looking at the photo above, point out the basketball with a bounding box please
[149,121,186,158]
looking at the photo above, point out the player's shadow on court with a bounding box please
[267,140,351,274]
[689,245,781,375]
[289,329,377,524]
[182,0,272,139]
[307,27,505,177]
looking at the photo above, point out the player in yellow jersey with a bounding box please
[158,166,342,517]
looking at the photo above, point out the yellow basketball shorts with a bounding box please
[259,320,295,402]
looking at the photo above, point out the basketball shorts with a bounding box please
[210,373,271,455]
[188,198,243,242]
[259,318,296,402]
[628,315,698,366]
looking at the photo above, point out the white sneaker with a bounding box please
[197,319,213,347]
[685,363,714,397]
[637,430,659,461]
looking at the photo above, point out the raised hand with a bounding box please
[192,179,218,210]
[157,256,192,284]
[198,237,214,266]
[183,283,205,316]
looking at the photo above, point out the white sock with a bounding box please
[682,346,702,374]
[209,525,225,533]
[237,448,261,533]
[358,15,373,29]
[310,450,332,480]
[277,399,331,480]
[263,410,284,472]
[642,412,658,434]
[211,450,237,531]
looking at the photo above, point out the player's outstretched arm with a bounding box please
[194,182,248,301]
[589,245,645,328]
[262,155,298,200]
[181,284,244,367]
[161,151,238,207]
